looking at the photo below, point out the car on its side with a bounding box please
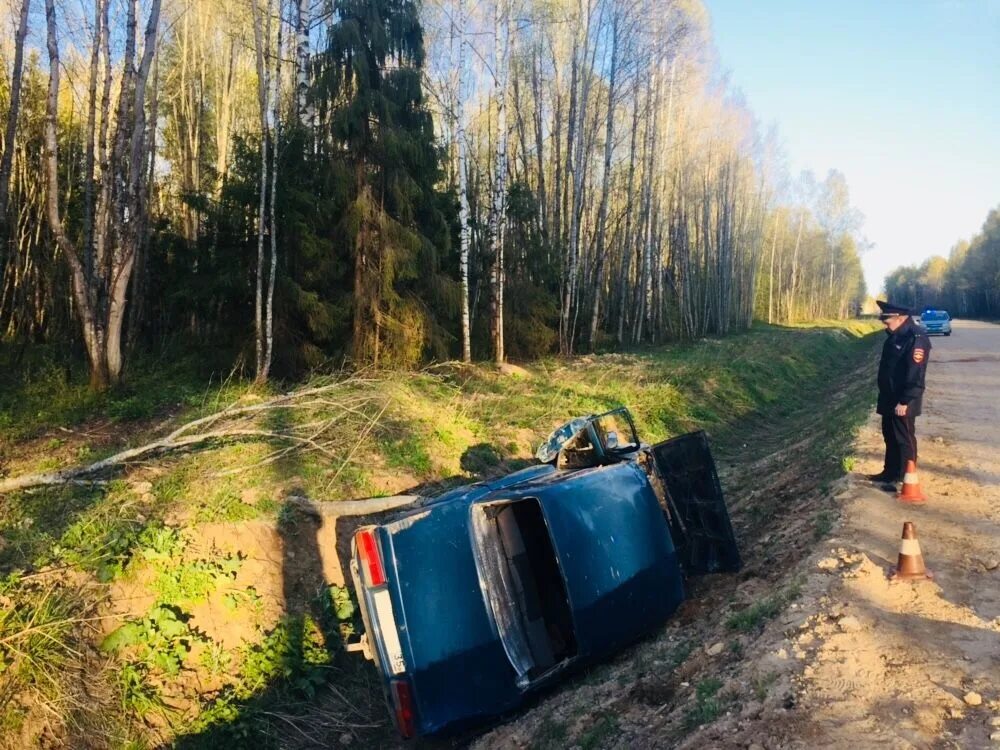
[919,309,952,336]
[348,407,741,738]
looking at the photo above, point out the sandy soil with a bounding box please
[686,319,1000,749]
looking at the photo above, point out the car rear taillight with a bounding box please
[391,678,416,738]
[356,529,387,587]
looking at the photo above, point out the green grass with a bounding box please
[0,575,91,737]
[813,510,836,540]
[534,716,569,749]
[726,597,786,633]
[726,579,804,633]
[0,344,251,445]
[0,320,881,748]
[578,712,621,750]
[684,677,727,729]
[380,433,433,475]
[752,671,779,701]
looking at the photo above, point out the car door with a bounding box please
[648,431,741,575]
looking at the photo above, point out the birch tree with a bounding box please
[44,0,162,389]
[489,0,510,364]
[250,0,281,382]
[0,0,32,219]
[456,0,472,362]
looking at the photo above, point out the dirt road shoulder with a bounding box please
[685,319,1000,749]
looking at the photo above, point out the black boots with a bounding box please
[865,471,896,482]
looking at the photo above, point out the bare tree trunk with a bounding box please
[106,0,161,383]
[571,97,600,347]
[251,0,272,380]
[562,10,598,355]
[81,0,104,271]
[457,0,471,362]
[531,46,547,246]
[588,13,619,352]
[557,48,577,353]
[767,212,778,324]
[551,82,563,271]
[786,209,804,322]
[94,0,112,276]
[295,0,313,134]
[0,0,32,218]
[616,91,640,345]
[261,6,282,382]
[653,57,676,340]
[129,52,160,352]
[512,66,531,184]
[44,0,106,387]
[490,0,509,365]
[215,38,237,193]
[634,63,660,344]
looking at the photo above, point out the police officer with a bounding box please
[867,300,931,488]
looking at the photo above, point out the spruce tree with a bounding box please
[320,0,456,367]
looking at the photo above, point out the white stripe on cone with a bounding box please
[899,538,922,556]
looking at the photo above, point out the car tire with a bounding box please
[945,332,951,336]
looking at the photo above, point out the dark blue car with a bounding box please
[349,408,740,738]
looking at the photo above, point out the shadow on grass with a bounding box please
[172,492,394,749]
[171,403,396,748]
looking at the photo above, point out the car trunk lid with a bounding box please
[379,501,522,733]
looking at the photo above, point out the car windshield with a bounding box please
[923,311,948,321]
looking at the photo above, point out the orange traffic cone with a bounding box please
[890,521,932,581]
[897,460,926,504]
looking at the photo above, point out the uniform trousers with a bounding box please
[881,412,917,481]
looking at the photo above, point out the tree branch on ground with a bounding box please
[0,378,382,495]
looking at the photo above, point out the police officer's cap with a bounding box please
[876,300,913,320]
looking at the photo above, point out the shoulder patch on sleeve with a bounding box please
[913,348,925,363]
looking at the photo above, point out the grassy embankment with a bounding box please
[0,320,879,748]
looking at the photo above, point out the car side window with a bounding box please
[556,428,599,470]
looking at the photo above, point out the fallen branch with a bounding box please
[0,378,383,495]
[325,401,390,490]
[286,494,424,519]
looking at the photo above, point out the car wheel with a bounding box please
[945,332,951,336]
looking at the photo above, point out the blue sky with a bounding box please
[704,0,1000,296]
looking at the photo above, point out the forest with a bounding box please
[884,205,1000,318]
[0,0,867,388]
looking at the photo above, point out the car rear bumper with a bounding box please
[350,532,422,737]
[350,534,408,677]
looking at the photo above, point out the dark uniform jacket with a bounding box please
[877,317,931,416]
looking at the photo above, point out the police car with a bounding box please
[918,308,952,336]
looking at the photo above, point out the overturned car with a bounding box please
[349,407,741,738]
